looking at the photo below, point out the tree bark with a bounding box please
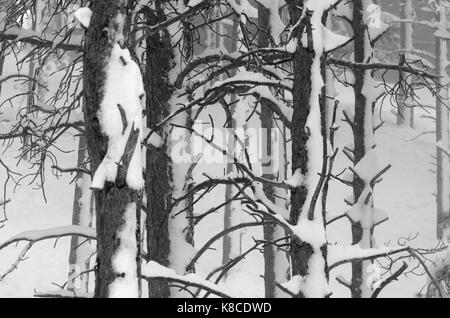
[67,135,94,292]
[258,3,289,298]
[84,0,140,298]
[435,1,450,240]
[351,0,378,298]
[144,4,172,298]
[288,1,329,298]
[144,1,195,297]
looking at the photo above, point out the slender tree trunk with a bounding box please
[0,7,5,97]
[351,0,379,298]
[67,135,94,292]
[84,0,141,298]
[24,0,46,161]
[397,0,414,127]
[0,42,5,97]
[222,16,243,267]
[325,15,336,138]
[258,3,289,298]
[435,1,450,240]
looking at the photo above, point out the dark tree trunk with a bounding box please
[289,5,315,282]
[83,0,139,298]
[143,4,173,298]
[287,0,330,298]
[259,4,276,297]
[351,0,376,298]
[258,3,289,298]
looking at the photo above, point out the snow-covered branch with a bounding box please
[141,261,234,298]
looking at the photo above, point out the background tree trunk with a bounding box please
[397,0,414,127]
[435,1,450,240]
[222,16,243,268]
[258,3,289,298]
[67,135,94,292]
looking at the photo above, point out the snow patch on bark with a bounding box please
[92,44,144,190]
[109,203,138,298]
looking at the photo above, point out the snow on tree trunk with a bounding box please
[222,16,243,268]
[84,0,144,298]
[166,13,196,298]
[350,0,387,298]
[23,0,44,161]
[67,135,94,293]
[288,0,334,298]
[435,0,450,240]
[397,0,414,127]
[144,1,195,298]
[325,15,336,138]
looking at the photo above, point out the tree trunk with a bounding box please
[84,0,140,298]
[397,0,414,127]
[222,15,243,268]
[144,4,172,298]
[435,1,450,240]
[67,135,94,292]
[258,3,289,298]
[351,0,378,298]
[325,15,336,138]
[144,1,194,298]
[288,1,329,298]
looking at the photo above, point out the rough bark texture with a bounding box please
[144,4,173,298]
[288,3,316,295]
[83,0,139,298]
[260,4,276,297]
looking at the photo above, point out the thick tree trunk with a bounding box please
[288,1,329,298]
[67,135,94,292]
[84,0,140,298]
[144,5,172,298]
[144,1,194,297]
